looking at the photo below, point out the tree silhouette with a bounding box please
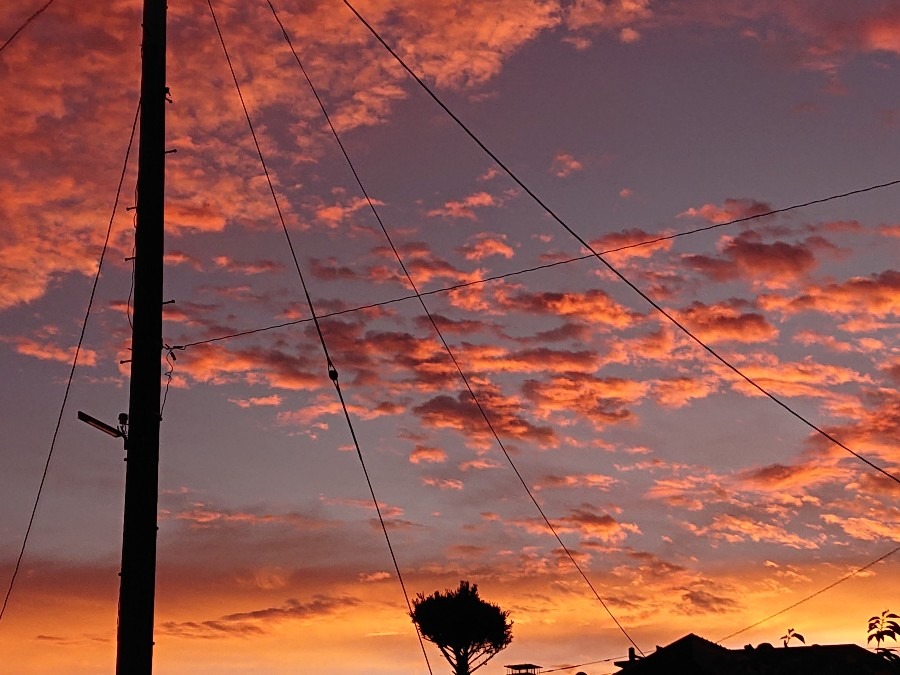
[410,580,513,675]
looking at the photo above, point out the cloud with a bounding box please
[213,256,285,275]
[158,595,360,639]
[739,462,846,493]
[728,355,871,401]
[534,473,618,491]
[556,506,641,544]
[522,373,647,428]
[413,389,557,448]
[566,0,652,32]
[682,231,830,287]
[677,586,740,615]
[687,512,823,549]
[314,196,380,228]
[590,227,674,262]
[458,232,515,260]
[358,571,392,583]
[759,270,900,323]
[679,198,773,223]
[676,299,778,344]
[176,342,320,391]
[408,445,448,464]
[563,2,900,75]
[551,152,584,177]
[499,288,639,327]
[821,513,900,542]
[422,477,464,490]
[652,375,719,408]
[6,335,98,366]
[426,191,497,219]
[228,395,283,408]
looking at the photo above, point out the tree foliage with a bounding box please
[410,580,513,675]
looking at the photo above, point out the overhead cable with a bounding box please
[0,99,140,624]
[341,0,900,487]
[267,0,643,655]
[170,174,900,352]
[205,2,432,671]
[718,543,900,643]
[0,0,56,57]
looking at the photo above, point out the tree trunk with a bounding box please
[454,649,470,675]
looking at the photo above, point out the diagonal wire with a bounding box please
[0,0,56,57]
[717,543,900,643]
[341,0,900,487]
[267,1,643,655]
[205,2,432,671]
[170,172,900,352]
[0,99,140,624]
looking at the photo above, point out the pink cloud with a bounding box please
[408,445,448,464]
[426,191,497,219]
[682,231,828,288]
[679,198,773,224]
[213,256,284,275]
[228,395,282,408]
[551,152,584,177]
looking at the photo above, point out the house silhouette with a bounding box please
[613,633,900,674]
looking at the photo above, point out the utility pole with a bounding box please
[116,0,166,672]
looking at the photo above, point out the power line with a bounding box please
[0,0,56,57]
[267,0,643,655]
[541,655,627,673]
[341,0,900,488]
[170,175,900,352]
[717,543,900,644]
[0,99,140,624]
[206,3,432,671]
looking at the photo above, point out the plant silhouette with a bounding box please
[780,627,805,647]
[868,609,900,652]
[410,580,513,675]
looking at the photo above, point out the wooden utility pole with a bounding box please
[117,0,166,672]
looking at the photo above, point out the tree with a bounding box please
[410,580,513,675]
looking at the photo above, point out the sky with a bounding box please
[1,0,899,673]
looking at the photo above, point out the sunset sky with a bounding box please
[1,1,899,673]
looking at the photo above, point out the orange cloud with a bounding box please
[459,232,515,260]
[687,513,823,549]
[759,270,900,323]
[522,373,647,428]
[676,300,778,344]
[8,336,98,366]
[499,288,638,327]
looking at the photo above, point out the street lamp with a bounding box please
[78,410,128,440]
